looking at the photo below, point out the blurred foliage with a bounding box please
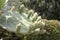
[21,0,60,20]
[0,0,6,10]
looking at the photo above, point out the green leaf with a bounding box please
[0,0,6,10]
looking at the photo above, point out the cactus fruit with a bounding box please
[0,4,45,35]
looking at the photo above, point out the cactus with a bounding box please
[0,4,45,35]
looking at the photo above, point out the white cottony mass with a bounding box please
[5,15,12,20]
[0,0,45,35]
